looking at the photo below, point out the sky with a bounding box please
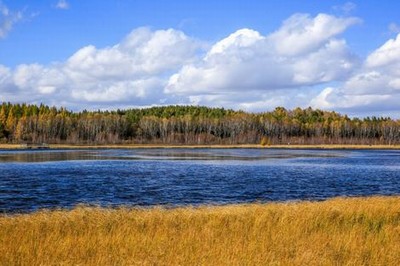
[1,0,400,117]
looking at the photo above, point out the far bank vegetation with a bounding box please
[0,102,399,145]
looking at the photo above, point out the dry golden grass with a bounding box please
[0,144,24,149]
[1,197,400,265]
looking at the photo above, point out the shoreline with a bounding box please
[1,143,400,150]
[2,195,399,215]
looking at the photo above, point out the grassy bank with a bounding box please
[1,143,400,150]
[1,197,400,265]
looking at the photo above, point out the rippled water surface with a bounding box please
[1,148,400,212]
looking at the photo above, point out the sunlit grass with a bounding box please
[1,196,400,265]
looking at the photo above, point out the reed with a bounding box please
[1,196,400,265]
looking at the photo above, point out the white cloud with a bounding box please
[71,78,164,103]
[4,12,400,117]
[311,33,400,114]
[62,27,200,105]
[365,34,400,69]
[310,86,395,111]
[0,27,201,108]
[65,28,200,81]
[186,88,316,112]
[166,13,360,110]
[55,0,69,10]
[205,28,264,58]
[0,1,23,38]
[0,13,364,112]
[268,13,360,56]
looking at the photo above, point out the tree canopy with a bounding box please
[0,102,399,145]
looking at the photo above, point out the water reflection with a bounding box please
[0,148,343,163]
[0,150,100,163]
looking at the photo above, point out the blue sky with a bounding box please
[1,0,400,117]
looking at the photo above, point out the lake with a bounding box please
[0,148,400,213]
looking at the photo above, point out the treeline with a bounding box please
[0,102,399,145]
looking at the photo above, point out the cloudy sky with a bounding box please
[1,0,400,117]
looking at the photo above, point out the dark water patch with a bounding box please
[0,149,400,213]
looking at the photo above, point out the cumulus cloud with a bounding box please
[0,13,365,112]
[0,27,202,108]
[166,13,360,109]
[310,86,399,114]
[0,1,23,38]
[0,27,201,108]
[311,33,400,114]
[186,88,316,112]
[65,27,200,82]
[268,13,360,56]
[63,27,200,105]
[365,34,400,69]
[6,12,400,116]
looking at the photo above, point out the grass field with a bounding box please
[1,196,400,265]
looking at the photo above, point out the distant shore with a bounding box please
[1,143,400,150]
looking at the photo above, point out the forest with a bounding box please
[0,102,399,145]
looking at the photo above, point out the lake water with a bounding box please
[0,148,400,213]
